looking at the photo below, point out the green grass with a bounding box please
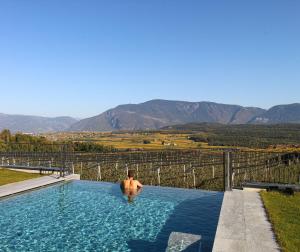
[0,169,44,186]
[261,191,300,252]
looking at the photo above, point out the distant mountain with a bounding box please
[3,101,299,133]
[0,113,78,133]
[251,103,300,124]
[69,99,266,131]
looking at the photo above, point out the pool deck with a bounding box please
[212,189,280,252]
[0,174,80,198]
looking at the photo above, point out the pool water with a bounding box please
[0,181,223,252]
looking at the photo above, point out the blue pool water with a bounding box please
[0,181,223,252]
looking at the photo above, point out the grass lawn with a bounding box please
[261,191,300,252]
[0,169,44,186]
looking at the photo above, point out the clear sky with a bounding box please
[0,0,299,118]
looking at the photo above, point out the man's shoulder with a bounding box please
[134,180,142,186]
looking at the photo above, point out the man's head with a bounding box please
[128,170,134,179]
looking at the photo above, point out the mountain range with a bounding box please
[69,100,300,131]
[0,113,77,133]
[1,100,300,133]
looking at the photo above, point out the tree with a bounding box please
[0,129,11,143]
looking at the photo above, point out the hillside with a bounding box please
[251,103,300,124]
[69,100,265,131]
[0,113,77,133]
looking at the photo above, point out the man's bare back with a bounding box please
[122,179,143,190]
[120,170,143,203]
[121,170,143,190]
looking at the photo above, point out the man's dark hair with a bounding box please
[128,170,134,178]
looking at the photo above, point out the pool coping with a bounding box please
[0,174,80,199]
[212,189,280,252]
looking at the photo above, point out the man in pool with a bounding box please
[121,170,143,190]
[121,170,143,203]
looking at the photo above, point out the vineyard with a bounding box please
[230,151,300,188]
[77,150,225,191]
[1,145,300,192]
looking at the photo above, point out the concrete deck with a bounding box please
[212,190,280,252]
[0,174,80,198]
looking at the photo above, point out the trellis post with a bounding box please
[183,165,186,183]
[224,151,232,191]
[192,169,196,188]
[157,168,160,186]
[97,163,101,181]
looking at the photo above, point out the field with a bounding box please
[0,169,44,186]
[261,191,300,252]
[42,123,300,152]
[43,131,204,150]
[165,123,300,150]
[42,131,254,151]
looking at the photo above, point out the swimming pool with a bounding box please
[0,181,223,252]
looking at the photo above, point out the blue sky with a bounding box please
[0,0,299,118]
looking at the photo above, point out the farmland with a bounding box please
[43,131,203,150]
[42,123,300,152]
[1,127,300,191]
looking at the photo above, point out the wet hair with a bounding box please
[128,170,134,178]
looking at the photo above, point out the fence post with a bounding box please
[224,151,232,191]
[183,165,186,183]
[1,157,4,166]
[72,162,74,174]
[97,163,101,181]
[126,164,128,176]
[157,168,160,186]
[136,164,139,179]
[192,169,196,188]
[80,162,83,175]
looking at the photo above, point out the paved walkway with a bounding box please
[213,190,280,252]
[0,174,80,198]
